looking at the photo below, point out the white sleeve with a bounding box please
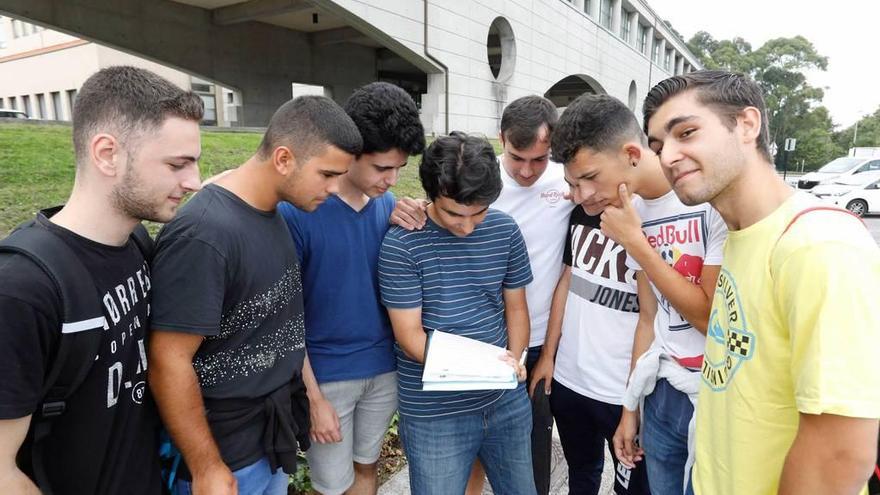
[625,196,646,271]
[703,206,728,266]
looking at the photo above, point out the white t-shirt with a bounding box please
[627,190,727,368]
[553,206,640,404]
[492,157,573,347]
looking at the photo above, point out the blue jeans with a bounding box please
[176,458,288,495]
[400,387,536,495]
[641,379,694,495]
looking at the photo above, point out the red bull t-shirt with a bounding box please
[626,190,727,368]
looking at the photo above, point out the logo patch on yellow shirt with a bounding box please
[702,269,756,390]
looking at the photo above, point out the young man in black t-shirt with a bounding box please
[148,96,363,495]
[0,66,203,495]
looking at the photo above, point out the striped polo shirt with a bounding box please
[378,208,533,418]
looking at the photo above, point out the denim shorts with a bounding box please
[305,371,398,495]
[399,387,536,495]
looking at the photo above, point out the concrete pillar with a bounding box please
[60,90,73,121]
[572,0,585,11]
[646,26,654,59]
[239,78,293,127]
[587,0,599,19]
[421,72,446,136]
[676,56,685,76]
[214,84,227,127]
[611,0,622,36]
[657,38,666,67]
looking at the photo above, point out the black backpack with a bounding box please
[0,206,153,494]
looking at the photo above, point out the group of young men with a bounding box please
[0,62,878,495]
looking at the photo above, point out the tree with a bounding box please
[686,31,836,168]
[836,106,880,151]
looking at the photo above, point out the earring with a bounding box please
[631,161,638,167]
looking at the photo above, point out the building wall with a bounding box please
[0,16,237,124]
[327,0,699,135]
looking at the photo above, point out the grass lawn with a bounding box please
[1,122,493,236]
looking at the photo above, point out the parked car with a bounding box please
[797,156,880,191]
[811,171,880,217]
[0,108,28,119]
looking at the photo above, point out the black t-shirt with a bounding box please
[563,205,602,266]
[150,184,306,472]
[0,218,161,495]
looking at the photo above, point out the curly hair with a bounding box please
[550,94,645,165]
[419,131,501,204]
[344,82,426,156]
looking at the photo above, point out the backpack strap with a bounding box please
[130,223,154,263]
[0,211,107,494]
[779,206,865,238]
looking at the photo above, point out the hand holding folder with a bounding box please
[421,330,519,391]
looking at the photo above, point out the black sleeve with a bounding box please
[150,235,228,336]
[562,207,579,267]
[0,254,61,419]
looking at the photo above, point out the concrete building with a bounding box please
[0,0,700,134]
[0,16,242,126]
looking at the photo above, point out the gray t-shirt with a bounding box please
[151,184,306,470]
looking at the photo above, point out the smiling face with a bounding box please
[500,125,551,187]
[346,147,409,198]
[646,90,745,206]
[563,146,632,216]
[428,196,490,237]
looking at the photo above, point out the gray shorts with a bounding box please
[306,371,398,495]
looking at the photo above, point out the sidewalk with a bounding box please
[378,425,615,494]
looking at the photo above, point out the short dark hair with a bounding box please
[72,65,204,165]
[343,82,425,156]
[643,70,772,162]
[419,131,501,204]
[258,95,363,162]
[550,94,645,165]
[500,95,558,150]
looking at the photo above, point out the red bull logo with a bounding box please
[646,219,701,249]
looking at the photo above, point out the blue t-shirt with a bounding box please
[279,193,397,383]
[378,209,533,418]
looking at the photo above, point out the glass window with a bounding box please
[620,11,631,41]
[51,91,63,120]
[584,0,592,16]
[67,89,77,115]
[652,39,660,63]
[600,0,612,28]
[198,94,216,124]
[12,20,21,38]
[21,95,30,117]
[665,50,672,71]
[36,93,46,118]
[638,24,648,54]
[8,96,17,110]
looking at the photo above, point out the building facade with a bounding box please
[0,16,241,126]
[0,0,700,134]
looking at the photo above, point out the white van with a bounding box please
[797,156,880,191]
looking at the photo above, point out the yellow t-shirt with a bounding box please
[694,192,880,495]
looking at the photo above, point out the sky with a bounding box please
[648,0,880,129]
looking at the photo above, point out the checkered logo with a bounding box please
[727,330,752,358]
